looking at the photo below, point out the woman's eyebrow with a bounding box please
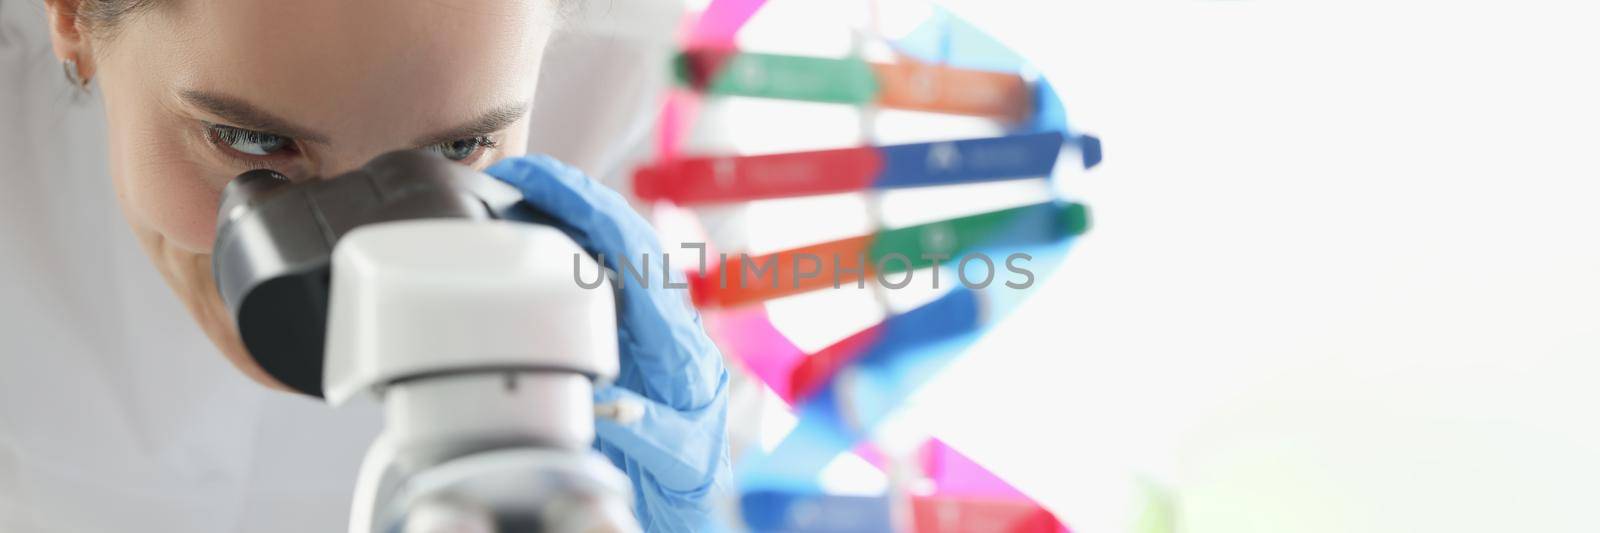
[179,90,331,144]
[410,102,529,147]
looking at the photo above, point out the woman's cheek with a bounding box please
[120,150,224,254]
[102,81,226,253]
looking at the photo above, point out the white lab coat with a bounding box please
[0,1,677,531]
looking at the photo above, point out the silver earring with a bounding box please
[63,58,89,90]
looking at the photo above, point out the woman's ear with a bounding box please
[42,0,96,81]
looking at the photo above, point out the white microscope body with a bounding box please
[210,151,641,532]
[324,220,637,533]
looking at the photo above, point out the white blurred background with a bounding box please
[873,1,1600,532]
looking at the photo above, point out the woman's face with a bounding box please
[69,0,555,390]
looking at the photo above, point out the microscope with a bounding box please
[211,151,640,533]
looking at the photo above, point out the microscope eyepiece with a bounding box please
[210,151,524,397]
[214,154,637,532]
[217,169,290,229]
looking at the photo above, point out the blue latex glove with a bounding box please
[487,155,731,532]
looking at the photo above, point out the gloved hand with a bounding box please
[486,155,731,532]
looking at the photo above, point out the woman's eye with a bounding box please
[207,124,291,157]
[426,136,497,162]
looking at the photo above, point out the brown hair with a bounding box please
[75,0,161,38]
[76,0,577,38]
